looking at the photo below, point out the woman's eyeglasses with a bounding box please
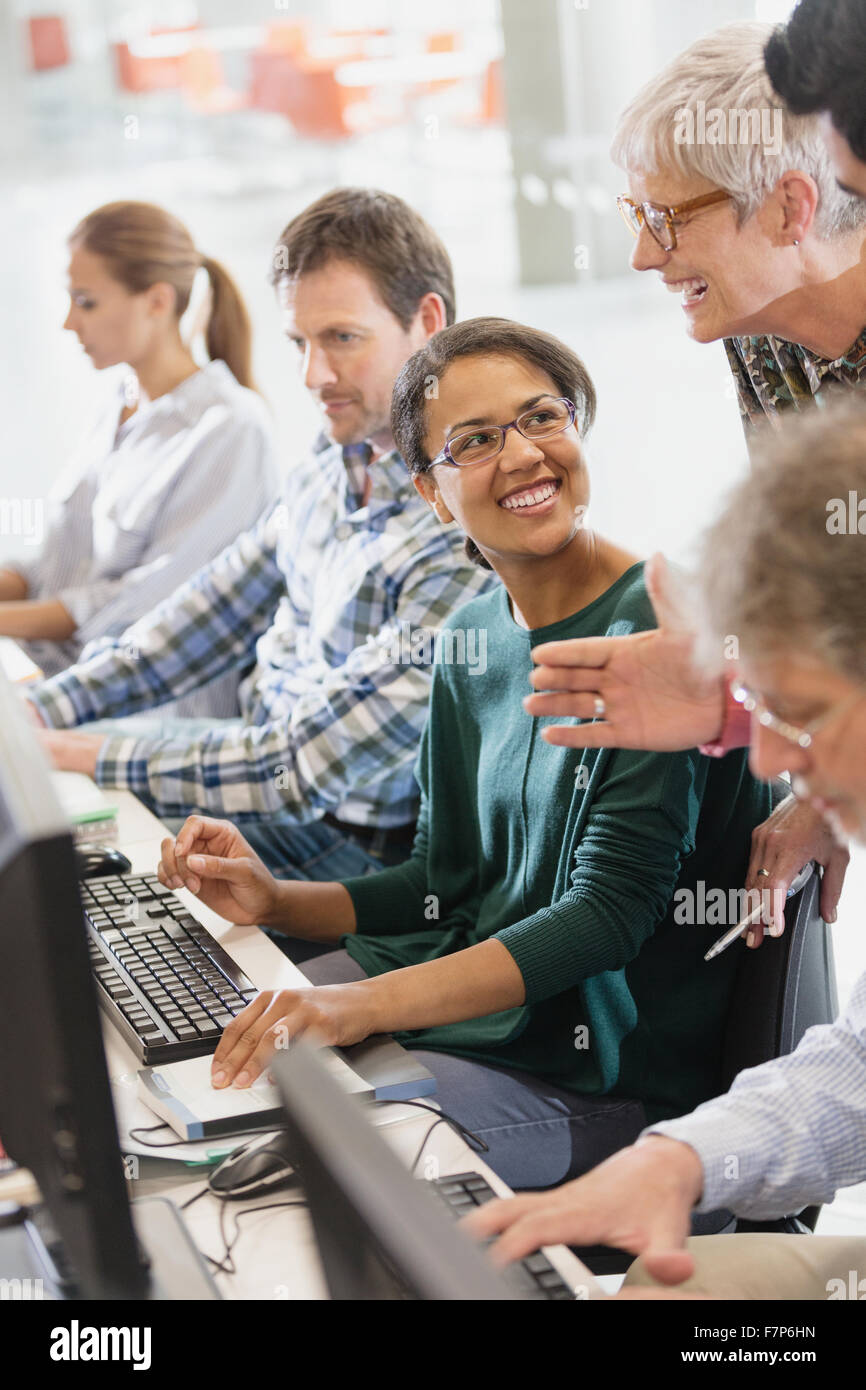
[616,190,731,252]
[430,398,577,469]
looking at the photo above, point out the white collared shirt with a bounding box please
[11,361,279,697]
[650,968,866,1219]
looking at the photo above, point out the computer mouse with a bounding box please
[208,1131,297,1201]
[76,843,133,879]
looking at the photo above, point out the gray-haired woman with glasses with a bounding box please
[536,20,866,927]
[612,22,866,431]
[157,317,777,1195]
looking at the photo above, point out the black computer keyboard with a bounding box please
[80,872,259,1064]
[430,1172,576,1300]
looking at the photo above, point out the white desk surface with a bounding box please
[102,788,595,1300]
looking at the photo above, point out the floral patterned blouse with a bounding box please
[725,329,866,434]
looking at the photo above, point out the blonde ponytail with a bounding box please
[69,202,257,391]
[200,255,255,391]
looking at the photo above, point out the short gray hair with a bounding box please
[696,398,866,684]
[611,21,866,239]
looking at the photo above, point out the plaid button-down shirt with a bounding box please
[30,435,494,825]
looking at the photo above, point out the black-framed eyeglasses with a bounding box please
[616,190,732,252]
[430,397,577,469]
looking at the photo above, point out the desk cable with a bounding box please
[128,1121,288,1148]
[374,1098,489,1175]
[130,1101,486,1164]
[175,1183,306,1278]
[133,1100,487,1278]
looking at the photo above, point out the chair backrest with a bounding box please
[720,869,838,1092]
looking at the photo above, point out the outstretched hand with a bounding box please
[525,553,726,752]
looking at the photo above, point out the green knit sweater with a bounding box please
[342,564,775,1122]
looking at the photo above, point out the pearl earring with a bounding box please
[792,238,800,247]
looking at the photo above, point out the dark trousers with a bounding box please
[303,948,648,1191]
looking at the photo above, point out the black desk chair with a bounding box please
[575,867,837,1275]
[723,867,837,1236]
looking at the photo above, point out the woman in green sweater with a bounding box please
[158,318,775,1190]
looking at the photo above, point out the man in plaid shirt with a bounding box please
[31,190,493,916]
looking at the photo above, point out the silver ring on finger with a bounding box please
[593,696,606,720]
[757,867,770,878]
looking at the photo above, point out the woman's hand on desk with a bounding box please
[210,984,382,1089]
[158,815,282,926]
[160,815,357,939]
[213,939,525,1089]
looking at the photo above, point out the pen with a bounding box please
[704,861,817,962]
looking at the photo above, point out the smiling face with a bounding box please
[742,652,866,845]
[625,166,808,343]
[63,243,164,369]
[279,258,441,448]
[415,353,589,570]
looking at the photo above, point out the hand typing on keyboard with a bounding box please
[459,1136,707,1302]
[157,816,388,1087]
[160,818,525,1098]
[158,816,284,926]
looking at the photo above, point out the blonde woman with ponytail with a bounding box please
[0,201,277,708]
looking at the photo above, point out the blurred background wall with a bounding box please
[3,0,790,559]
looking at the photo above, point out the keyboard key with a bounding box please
[472,1187,497,1205]
[430,1172,574,1301]
[86,876,263,1064]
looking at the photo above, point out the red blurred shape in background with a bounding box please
[27,14,71,72]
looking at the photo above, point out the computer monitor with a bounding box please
[0,670,166,1297]
[272,1039,531,1301]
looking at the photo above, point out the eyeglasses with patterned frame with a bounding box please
[616,190,732,252]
